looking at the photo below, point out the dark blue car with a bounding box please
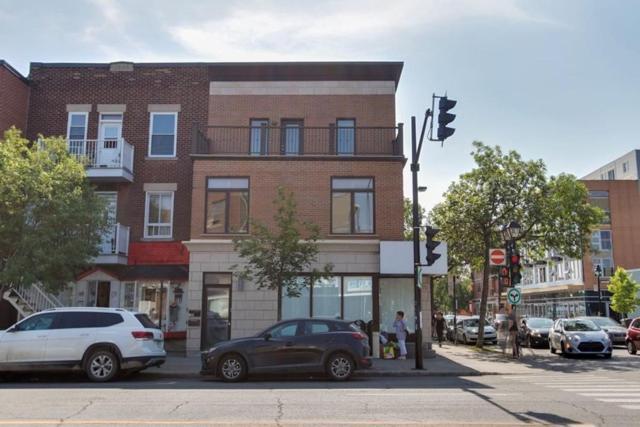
[201,318,372,382]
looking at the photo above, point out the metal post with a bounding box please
[411,116,424,370]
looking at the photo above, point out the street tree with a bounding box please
[0,128,108,297]
[433,275,474,314]
[429,142,603,347]
[607,267,640,317]
[232,186,333,298]
[403,197,425,240]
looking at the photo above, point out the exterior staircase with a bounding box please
[2,283,64,319]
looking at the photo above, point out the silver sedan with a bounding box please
[549,318,612,358]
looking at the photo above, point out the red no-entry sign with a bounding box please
[489,248,506,266]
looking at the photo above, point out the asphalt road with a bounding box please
[0,347,637,426]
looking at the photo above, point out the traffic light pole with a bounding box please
[411,115,425,370]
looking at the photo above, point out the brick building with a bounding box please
[1,60,414,353]
[0,60,29,134]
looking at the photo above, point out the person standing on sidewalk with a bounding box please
[393,311,408,360]
[434,311,446,347]
[507,307,520,358]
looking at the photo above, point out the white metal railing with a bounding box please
[99,223,130,255]
[8,283,64,315]
[67,138,134,172]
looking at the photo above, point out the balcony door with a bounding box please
[281,119,303,155]
[97,192,117,254]
[98,113,123,167]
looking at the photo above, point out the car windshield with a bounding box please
[527,318,554,328]
[465,319,490,328]
[589,317,621,327]
[564,320,600,332]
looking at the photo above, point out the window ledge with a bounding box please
[141,237,175,242]
[327,234,379,238]
[145,156,178,161]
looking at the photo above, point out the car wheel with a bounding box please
[628,341,638,355]
[326,353,354,381]
[218,354,247,382]
[85,349,119,382]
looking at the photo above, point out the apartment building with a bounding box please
[184,62,407,353]
[0,60,29,135]
[1,60,413,354]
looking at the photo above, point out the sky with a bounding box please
[1,0,639,212]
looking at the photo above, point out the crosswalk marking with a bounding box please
[620,405,640,410]
[597,398,640,403]
[580,393,640,397]
[563,388,640,392]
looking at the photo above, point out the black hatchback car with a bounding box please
[201,318,372,382]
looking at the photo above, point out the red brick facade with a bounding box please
[26,63,210,243]
[0,61,29,134]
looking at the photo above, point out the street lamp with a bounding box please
[501,220,522,241]
[594,264,603,316]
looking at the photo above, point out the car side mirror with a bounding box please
[264,333,271,341]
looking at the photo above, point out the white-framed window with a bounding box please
[148,112,178,157]
[623,161,629,173]
[144,191,174,238]
[67,112,88,141]
[591,230,612,252]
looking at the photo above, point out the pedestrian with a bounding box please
[434,311,446,347]
[393,310,408,360]
[507,307,520,358]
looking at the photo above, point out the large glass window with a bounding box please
[589,191,611,224]
[281,276,373,322]
[379,278,414,333]
[591,230,612,252]
[145,191,174,238]
[149,112,177,157]
[331,178,374,234]
[206,178,249,234]
[313,277,342,318]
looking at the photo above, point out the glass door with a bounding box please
[202,286,231,349]
[98,113,123,167]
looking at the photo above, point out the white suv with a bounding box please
[0,307,166,382]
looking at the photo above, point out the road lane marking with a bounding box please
[0,420,546,426]
[563,388,640,392]
[596,398,640,403]
[619,405,640,410]
[580,393,640,397]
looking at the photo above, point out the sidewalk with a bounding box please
[142,342,531,379]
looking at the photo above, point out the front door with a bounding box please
[1,312,57,363]
[202,286,231,350]
[97,114,123,167]
[96,281,111,307]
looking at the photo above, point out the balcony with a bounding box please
[67,139,134,182]
[95,223,130,264]
[191,124,404,157]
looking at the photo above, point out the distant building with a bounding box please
[582,150,640,181]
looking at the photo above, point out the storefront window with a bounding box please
[122,282,136,311]
[281,283,310,319]
[379,278,414,333]
[313,277,342,318]
[343,277,373,322]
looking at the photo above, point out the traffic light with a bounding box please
[425,226,441,266]
[437,96,457,141]
[510,253,522,285]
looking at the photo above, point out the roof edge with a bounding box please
[0,60,29,84]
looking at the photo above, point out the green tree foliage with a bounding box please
[403,198,425,240]
[0,128,108,295]
[233,186,333,298]
[433,275,474,314]
[607,267,640,316]
[429,142,603,347]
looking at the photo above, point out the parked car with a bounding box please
[626,317,640,355]
[455,317,497,345]
[493,313,508,331]
[549,318,612,358]
[577,316,627,345]
[444,315,468,341]
[201,318,372,382]
[0,307,165,382]
[522,317,554,348]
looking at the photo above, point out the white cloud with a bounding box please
[169,0,559,61]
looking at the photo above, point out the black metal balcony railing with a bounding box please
[192,124,404,157]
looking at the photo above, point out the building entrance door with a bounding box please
[96,281,111,307]
[201,273,232,350]
[97,113,123,167]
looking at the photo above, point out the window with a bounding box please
[268,322,300,338]
[591,230,612,251]
[592,257,614,276]
[206,178,249,234]
[331,178,374,234]
[379,278,413,333]
[16,313,57,331]
[305,321,331,335]
[149,112,178,157]
[589,191,611,224]
[57,312,123,329]
[623,161,629,173]
[607,169,615,180]
[145,192,174,238]
[281,276,373,322]
[250,119,269,155]
[281,119,303,155]
[67,112,88,141]
[336,119,355,155]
